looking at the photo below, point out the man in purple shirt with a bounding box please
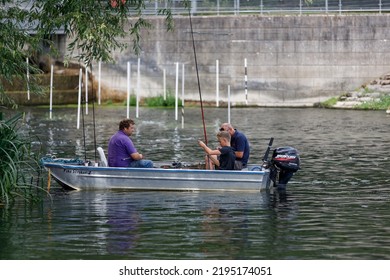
[108,119,153,168]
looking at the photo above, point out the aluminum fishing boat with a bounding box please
[41,138,300,192]
[41,156,271,192]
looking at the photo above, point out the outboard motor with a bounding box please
[270,146,300,188]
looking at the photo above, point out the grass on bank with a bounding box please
[354,95,390,110]
[108,92,184,107]
[316,97,338,108]
[318,94,390,110]
[115,93,182,107]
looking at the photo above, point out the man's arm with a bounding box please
[130,152,143,160]
[235,151,244,159]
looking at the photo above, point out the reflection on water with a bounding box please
[1,107,390,259]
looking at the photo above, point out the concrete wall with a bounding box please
[5,74,79,106]
[95,14,390,106]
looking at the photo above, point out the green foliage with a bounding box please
[0,0,175,108]
[355,94,390,110]
[122,94,137,106]
[120,92,181,107]
[316,96,338,108]
[145,93,181,107]
[30,0,174,66]
[105,99,114,105]
[0,113,45,205]
[0,1,45,108]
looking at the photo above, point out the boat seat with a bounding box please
[97,147,108,167]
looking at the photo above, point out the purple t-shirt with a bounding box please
[108,130,137,167]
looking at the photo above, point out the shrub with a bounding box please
[355,94,390,110]
[0,113,45,206]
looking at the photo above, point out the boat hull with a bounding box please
[43,161,271,192]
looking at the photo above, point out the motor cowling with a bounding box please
[270,146,300,188]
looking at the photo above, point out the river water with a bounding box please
[1,106,390,260]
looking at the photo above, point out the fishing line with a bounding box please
[188,8,208,145]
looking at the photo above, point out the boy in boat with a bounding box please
[198,131,236,170]
[108,118,153,168]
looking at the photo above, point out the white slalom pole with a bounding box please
[127,61,131,118]
[136,58,140,118]
[181,63,185,108]
[175,62,179,121]
[26,57,30,100]
[77,68,82,129]
[85,66,89,115]
[216,59,219,107]
[49,64,53,119]
[244,58,248,105]
[98,60,101,105]
[181,63,185,128]
[228,85,231,124]
[163,68,166,100]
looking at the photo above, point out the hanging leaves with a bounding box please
[0,0,174,107]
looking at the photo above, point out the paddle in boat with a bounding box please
[40,138,300,192]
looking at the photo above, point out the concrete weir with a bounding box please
[8,14,390,107]
[96,14,390,107]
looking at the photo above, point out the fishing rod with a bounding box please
[76,62,87,162]
[78,63,98,164]
[188,8,208,145]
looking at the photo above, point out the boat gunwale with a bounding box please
[42,162,269,175]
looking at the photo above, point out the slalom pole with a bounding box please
[175,62,179,121]
[98,60,101,105]
[77,68,82,129]
[127,61,131,118]
[85,66,89,115]
[216,59,219,107]
[228,85,231,123]
[49,64,53,119]
[181,63,185,129]
[136,57,140,118]
[26,57,30,100]
[244,58,248,105]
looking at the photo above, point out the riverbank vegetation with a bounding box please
[0,114,45,206]
[107,92,181,107]
[318,93,390,110]
[318,73,390,110]
[144,93,182,107]
[355,95,390,110]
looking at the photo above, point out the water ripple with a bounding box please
[1,107,390,259]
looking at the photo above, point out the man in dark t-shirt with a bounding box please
[219,123,250,170]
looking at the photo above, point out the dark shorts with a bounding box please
[234,160,244,170]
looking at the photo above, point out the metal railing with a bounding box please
[140,0,390,16]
